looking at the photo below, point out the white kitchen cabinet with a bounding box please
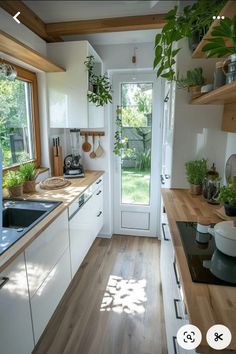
[25,210,70,297]
[0,253,34,354]
[47,41,104,129]
[69,178,104,277]
[160,214,195,354]
[31,247,71,343]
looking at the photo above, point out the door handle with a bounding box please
[0,277,9,289]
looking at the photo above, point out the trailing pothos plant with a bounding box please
[202,15,236,57]
[153,0,226,81]
[84,55,112,107]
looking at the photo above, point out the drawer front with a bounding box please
[93,185,104,236]
[31,248,71,343]
[25,210,69,297]
[0,253,34,354]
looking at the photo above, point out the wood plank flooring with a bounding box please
[33,236,167,354]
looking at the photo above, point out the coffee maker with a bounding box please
[64,129,85,178]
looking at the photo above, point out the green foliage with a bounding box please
[153,0,226,81]
[4,170,24,188]
[218,185,236,205]
[185,159,208,185]
[19,162,37,181]
[202,16,236,57]
[84,56,112,107]
[113,109,134,157]
[137,149,151,171]
[177,67,205,89]
[134,90,151,114]
[121,107,147,127]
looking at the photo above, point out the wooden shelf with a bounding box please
[191,81,236,104]
[0,30,65,72]
[192,1,236,58]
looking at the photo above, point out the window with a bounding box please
[0,63,40,169]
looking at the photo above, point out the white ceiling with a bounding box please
[63,29,161,45]
[24,1,177,22]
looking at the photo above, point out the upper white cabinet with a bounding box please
[47,41,104,129]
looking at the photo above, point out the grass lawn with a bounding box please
[122,167,150,204]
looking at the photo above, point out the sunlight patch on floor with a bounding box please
[100,275,147,314]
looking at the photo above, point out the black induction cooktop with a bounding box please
[176,221,236,287]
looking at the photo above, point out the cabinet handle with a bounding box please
[97,211,102,217]
[96,179,102,185]
[173,336,178,354]
[160,174,165,185]
[174,298,183,320]
[96,190,102,195]
[0,277,9,289]
[173,260,180,287]
[161,223,170,241]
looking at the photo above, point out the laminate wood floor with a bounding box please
[33,235,167,354]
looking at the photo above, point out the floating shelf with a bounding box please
[0,30,65,72]
[192,1,236,59]
[191,81,236,105]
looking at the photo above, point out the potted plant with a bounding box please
[4,170,24,197]
[19,162,38,193]
[185,159,207,195]
[176,67,205,98]
[218,185,236,216]
[153,0,226,81]
[84,55,112,106]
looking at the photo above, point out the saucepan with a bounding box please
[208,221,236,257]
[203,249,236,284]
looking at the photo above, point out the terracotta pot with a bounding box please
[8,185,23,197]
[189,184,202,195]
[23,180,36,193]
[188,85,202,98]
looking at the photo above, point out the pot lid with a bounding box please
[214,221,236,241]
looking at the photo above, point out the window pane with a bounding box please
[121,83,152,205]
[0,77,35,167]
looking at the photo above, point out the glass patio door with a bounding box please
[113,72,163,237]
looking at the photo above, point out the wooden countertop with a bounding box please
[0,170,104,273]
[162,188,236,354]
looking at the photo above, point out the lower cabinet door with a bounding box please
[0,253,34,354]
[31,248,71,343]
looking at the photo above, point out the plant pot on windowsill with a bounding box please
[224,203,236,217]
[189,183,202,195]
[23,180,36,193]
[7,185,23,197]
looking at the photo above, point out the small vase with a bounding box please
[8,185,23,197]
[190,184,202,195]
[23,180,36,193]
[224,203,236,216]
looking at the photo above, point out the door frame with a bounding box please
[112,71,164,237]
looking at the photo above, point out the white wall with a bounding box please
[171,39,228,188]
[0,9,50,168]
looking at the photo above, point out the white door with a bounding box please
[113,72,163,237]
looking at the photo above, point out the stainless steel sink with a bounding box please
[1,199,62,255]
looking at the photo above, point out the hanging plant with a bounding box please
[84,55,112,107]
[153,0,226,81]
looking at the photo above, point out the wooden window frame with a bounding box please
[2,61,41,171]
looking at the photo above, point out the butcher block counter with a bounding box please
[162,188,236,354]
[1,170,104,272]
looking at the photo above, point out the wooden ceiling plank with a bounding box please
[46,14,167,36]
[0,0,62,42]
[0,30,65,72]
